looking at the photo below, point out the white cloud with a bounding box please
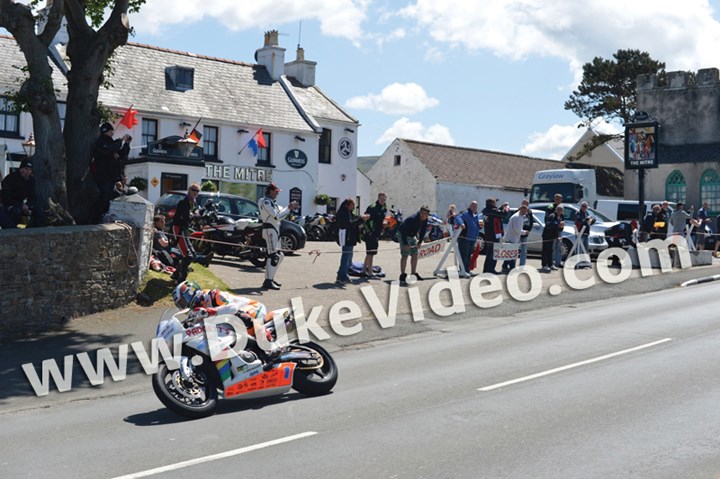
[345,83,439,115]
[399,0,720,74]
[521,123,585,160]
[129,0,368,43]
[376,117,454,145]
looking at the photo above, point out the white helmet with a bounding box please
[172,281,202,309]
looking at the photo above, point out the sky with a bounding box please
[52,1,720,159]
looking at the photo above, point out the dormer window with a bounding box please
[165,66,194,92]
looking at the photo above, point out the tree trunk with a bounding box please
[64,2,131,224]
[0,1,68,218]
[64,41,105,224]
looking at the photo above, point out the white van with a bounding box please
[594,199,675,221]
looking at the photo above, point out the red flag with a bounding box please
[256,129,266,148]
[119,106,138,129]
[188,128,203,143]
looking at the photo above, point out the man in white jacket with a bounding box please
[258,183,297,290]
[502,204,528,272]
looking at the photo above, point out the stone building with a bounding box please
[627,68,720,215]
[368,138,562,215]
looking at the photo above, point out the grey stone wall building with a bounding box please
[628,68,720,214]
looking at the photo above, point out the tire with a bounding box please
[152,358,219,419]
[191,236,210,255]
[308,225,325,241]
[561,238,573,261]
[291,341,338,396]
[279,232,298,253]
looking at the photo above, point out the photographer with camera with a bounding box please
[92,122,131,222]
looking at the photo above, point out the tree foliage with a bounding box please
[565,49,665,127]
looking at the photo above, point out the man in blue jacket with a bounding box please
[454,201,482,274]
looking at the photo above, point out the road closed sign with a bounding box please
[418,239,447,259]
[492,243,520,261]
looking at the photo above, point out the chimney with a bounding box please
[37,0,69,46]
[254,30,285,81]
[284,46,317,87]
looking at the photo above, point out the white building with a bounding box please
[368,138,562,214]
[0,31,363,215]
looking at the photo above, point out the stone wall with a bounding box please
[0,224,143,341]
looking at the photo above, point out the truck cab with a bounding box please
[529,169,597,206]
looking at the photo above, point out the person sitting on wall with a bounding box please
[92,123,131,222]
[1,159,38,227]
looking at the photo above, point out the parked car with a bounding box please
[155,191,306,253]
[504,208,609,260]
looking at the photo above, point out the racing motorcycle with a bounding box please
[189,201,267,267]
[382,208,403,241]
[152,307,338,419]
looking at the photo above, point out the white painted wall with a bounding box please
[368,139,437,214]
[317,120,359,211]
[356,169,372,212]
[436,182,526,214]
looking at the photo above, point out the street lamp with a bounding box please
[22,133,35,158]
[177,130,198,158]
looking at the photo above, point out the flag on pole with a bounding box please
[247,129,266,157]
[119,106,138,129]
[188,128,203,143]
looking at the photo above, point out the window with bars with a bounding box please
[142,119,157,147]
[0,97,19,136]
[665,170,686,205]
[256,132,271,166]
[319,128,331,164]
[203,126,218,159]
[700,168,720,215]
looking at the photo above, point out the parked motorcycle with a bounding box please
[189,201,267,267]
[304,213,328,241]
[152,307,338,418]
[381,208,403,241]
[426,213,445,241]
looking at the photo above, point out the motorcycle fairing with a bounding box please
[223,362,296,399]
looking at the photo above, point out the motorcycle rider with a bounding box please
[172,280,282,358]
[258,183,297,290]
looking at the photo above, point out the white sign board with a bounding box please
[418,239,447,260]
[492,242,520,261]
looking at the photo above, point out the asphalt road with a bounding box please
[2,282,719,478]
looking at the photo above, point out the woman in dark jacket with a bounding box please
[336,198,369,283]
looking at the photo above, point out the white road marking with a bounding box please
[478,338,673,392]
[110,431,318,479]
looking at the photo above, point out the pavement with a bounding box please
[2,239,720,413]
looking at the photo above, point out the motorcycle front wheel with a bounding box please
[152,358,219,419]
[291,341,338,396]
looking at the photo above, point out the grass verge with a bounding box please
[138,265,230,306]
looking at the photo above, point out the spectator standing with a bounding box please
[171,183,201,282]
[574,201,596,256]
[398,206,430,284]
[669,202,699,238]
[482,198,507,274]
[502,204,528,272]
[1,159,36,227]
[695,200,712,250]
[92,123,130,221]
[546,193,564,267]
[362,193,387,277]
[258,183,297,290]
[541,205,564,272]
[336,198,369,284]
[519,199,534,267]
[454,201,482,274]
[641,204,663,241]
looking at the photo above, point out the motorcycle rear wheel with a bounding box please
[152,358,219,419]
[291,341,338,396]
